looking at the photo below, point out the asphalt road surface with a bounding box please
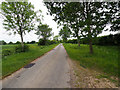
[2,44,70,88]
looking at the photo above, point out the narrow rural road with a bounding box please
[2,44,70,88]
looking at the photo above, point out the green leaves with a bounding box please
[1,1,37,35]
[45,2,119,38]
[59,25,71,42]
[36,24,52,41]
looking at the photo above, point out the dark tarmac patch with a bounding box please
[16,75,20,78]
[24,63,35,68]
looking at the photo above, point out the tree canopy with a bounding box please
[59,25,71,42]
[36,24,53,45]
[1,1,37,50]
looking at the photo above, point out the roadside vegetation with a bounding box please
[2,44,58,78]
[63,43,119,77]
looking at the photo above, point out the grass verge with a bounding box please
[63,43,119,77]
[2,44,58,78]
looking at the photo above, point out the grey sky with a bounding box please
[0,0,117,43]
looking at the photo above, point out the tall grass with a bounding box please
[63,43,119,77]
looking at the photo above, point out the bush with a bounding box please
[96,33,120,46]
[46,40,56,45]
[15,44,29,53]
[38,39,46,45]
[15,41,21,44]
[29,41,36,44]
[67,39,77,44]
[38,39,56,46]
[0,40,7,45]
[75,33,120,46]
[8,42,13,44]
[2,50,12,57]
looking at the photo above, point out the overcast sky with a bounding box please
[0,0,117,43]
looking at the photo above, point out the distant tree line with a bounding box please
[66,33,120,46]
[0,40,37,45]
[0,40,58,45]
[93,34,120,46]
[0,40,7,45]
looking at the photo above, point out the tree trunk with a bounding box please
[89,39,93,54]
[20,30,24,51]
[43,37,46,45]
[65,38,67,43]
[63,38,67,43]
[77,37,80,46]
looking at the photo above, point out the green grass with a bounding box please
[2,44,17,50]
[1,44,58,78]
[0,44,17,53]
[63,43,119,77]
[1,44,18,56]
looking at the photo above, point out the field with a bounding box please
[1,44,58,78]
[2,45,17,50]
[63,43,119,77]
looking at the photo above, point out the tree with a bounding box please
[15,41,21,44]
[45,2,112,54]
[45,2,82,46]
[0,40,7,45]
[62,3,85,46]
[78,2,107,54]
[59,25,71,42]
[53,35,59,41]
[1,1,37,51]
[29,41,36,44]
[8,42,13,44]
[26,41,30,44]
[36,24,53,45]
